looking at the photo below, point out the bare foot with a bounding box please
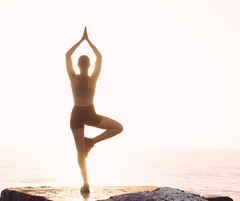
[80,184,90,193]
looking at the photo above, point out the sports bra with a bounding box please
[72,86,95,99]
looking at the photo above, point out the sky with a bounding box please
[0,0,240,150]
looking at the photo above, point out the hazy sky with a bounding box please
[0,0,240,150]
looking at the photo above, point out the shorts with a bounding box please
[70,105,103,129]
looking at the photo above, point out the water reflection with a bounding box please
[80,191,90,201]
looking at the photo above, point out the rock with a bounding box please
[0,189,49,201]
[205,197,233,201]
[1,186,234,201]
[98,187,208,201]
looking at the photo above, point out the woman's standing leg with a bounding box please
[71,128,89,191]
[92,116,123,144]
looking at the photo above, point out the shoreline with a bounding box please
[0,186,233,201]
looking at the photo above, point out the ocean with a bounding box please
[0,148,239,200]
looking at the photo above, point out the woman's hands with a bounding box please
[81,26,89,41]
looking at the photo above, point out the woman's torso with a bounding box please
[71,75,96,106]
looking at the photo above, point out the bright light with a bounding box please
[0,0,240,150]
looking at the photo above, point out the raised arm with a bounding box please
[65,28,86,81]
[85,30,102,82]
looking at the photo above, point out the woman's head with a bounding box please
[78,55,90,72]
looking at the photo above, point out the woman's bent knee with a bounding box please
[117,123,123,134]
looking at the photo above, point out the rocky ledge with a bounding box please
[98,187,233,201]
[0,186,233,201]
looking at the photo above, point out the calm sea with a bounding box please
[0,148,239,200]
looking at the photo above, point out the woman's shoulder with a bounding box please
[70,75,80,87]
[88,76,97,88]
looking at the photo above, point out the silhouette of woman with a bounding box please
[66,27,123,193]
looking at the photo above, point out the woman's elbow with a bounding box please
[97,54,102,60]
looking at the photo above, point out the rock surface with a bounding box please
[98,187,207,201]
[0,186,233,201]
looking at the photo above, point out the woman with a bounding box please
[65,27,123,193]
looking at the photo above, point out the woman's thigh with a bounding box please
[95,116,123,130]
[71,128,85,149]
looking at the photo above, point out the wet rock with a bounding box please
[206,197,233,201]
[98,187,208,201]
